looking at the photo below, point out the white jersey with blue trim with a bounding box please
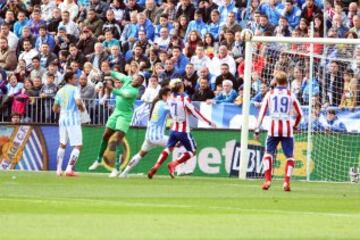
[55,84,81,127]
[145,100,170,142]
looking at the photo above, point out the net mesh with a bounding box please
[247,40,360,182]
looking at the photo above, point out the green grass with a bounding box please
[0,171,360,240]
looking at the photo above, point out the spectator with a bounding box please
[176,0,195,21]
[77,27,97,56]
[35,25,56,51]
[81,8,103,37]
[183,63,197,96]
[218,0,239,25]
[59,0,79,21]
[350,15,360,36]
[42,62,64,86]
[47,8,62,34]
[54,25,77,53]
[41,0,57,22]
[172,14,188,40]
[192,78,215,101]
[102,30,120,51]
[87,42,109,70]
[191,44,211,72]
[232,31,244,63]
[108,45,126,71]
[30,56,46,81]
[123,0,144,23]
[340,69,357,109]
[159,59,181,84]
[220,29,235,49]
[13,11,28,38]
[18,39,39,71]
[259,0,281,27]
[234,85,243,106]
[290,66,303,100]
[322,109,347,132]
[136,12,155,41]
[14,59,29,83]
[255,14,274,36]
[184,30,202,57]
[300,0,322,23]
[143,0,162,24]
[59,10,79,38]
[66,44,86,68]
[172,46,189,75]
[26,9,46,37]
[209,45,236,77]
[79,73,96,99]
[331,13,349,38]
[301,72,320,105]
[32,77,43,97]
[251,82,267,108]
[38,43,57,68]
[154,13,173,37]
[0,23,18,50]
[198,0,218,24]
[141,74,160,103]
[185,10,207,40]
[100,9,122,40]
[120,11,138,43]
[207,79,237,104]
[280,0,301,29]
[215,63,237,89]
[247,10,261,32]
[6,74,23,97]
[0,37,16,71]
[79,0,109,21]
[221,11,241,37]
[203,32,218,58]
[125,44,150,72]
[40,73,58,121]
[154,27,171,50]
[324,61,343,107]
[207,9,221,40]
[347,3,359,28]
[108,0,126,23]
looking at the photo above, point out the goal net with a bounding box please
[240,36,360,182]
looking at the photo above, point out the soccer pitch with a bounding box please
[0,172,359,240]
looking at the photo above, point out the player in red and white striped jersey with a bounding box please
[255,71,303,191]
[148,79,216,179]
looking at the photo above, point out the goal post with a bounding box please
[239,35,360,181]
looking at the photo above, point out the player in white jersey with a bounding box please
[120,88,172,178]
[148,79,217,179]
[53,72,85,176]
[255,71,303,191]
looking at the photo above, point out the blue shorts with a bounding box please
[167,131,197,152]
[266,136,294,158]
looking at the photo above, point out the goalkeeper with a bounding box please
[88,71,144,177]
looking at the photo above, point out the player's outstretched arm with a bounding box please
[184,97,216,127]
[111,71,132,84]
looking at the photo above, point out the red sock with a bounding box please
[174,152,193,166]
[263,155,273,182]
[154,150,169,169]
[284,159,295,184]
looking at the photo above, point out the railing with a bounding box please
[0,97,115,125]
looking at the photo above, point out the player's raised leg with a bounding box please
[148,148,172,179]
[167,133,196,178]
[89,127,115,170]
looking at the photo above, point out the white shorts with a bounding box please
[141,136,169,152]
[59,125,83,146]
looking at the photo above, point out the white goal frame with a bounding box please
[239,36,360,180]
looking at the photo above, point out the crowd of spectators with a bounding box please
[0,0,359,123]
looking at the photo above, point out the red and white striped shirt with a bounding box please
[256,87,303,137]
[168,93,212,133]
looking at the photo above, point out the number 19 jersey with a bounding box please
[257,86,303,137]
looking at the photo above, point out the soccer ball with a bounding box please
[240,29,254,42]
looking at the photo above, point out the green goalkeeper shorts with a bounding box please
[106,112,131,134]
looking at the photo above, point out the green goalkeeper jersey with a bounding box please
[111,71,139,119]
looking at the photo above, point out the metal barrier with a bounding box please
[0,97,114,125]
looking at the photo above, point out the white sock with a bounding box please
[57,148,65,171]
[123,154,142,175]
[66,148,80,172]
